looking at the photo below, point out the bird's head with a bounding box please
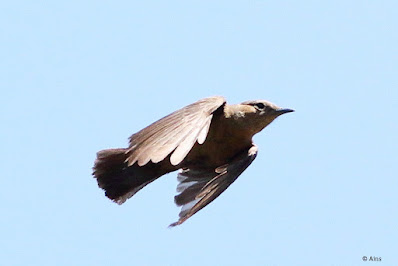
[225,100,294,136]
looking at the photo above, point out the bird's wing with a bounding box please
[126,96,226,166]
[170,145,258,227]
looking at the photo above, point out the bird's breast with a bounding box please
[182,115,253,169]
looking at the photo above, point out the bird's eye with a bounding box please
[254,103,265,110]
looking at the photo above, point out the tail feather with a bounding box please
[93,148,176,204]
[93,148,133,203]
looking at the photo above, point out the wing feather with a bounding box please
[126,96,226,166]
[170,145,258,227]
[197,115,212,144]
[170,115,210,165]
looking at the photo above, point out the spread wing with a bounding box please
[126,96,226,167]
[170,145,258,227]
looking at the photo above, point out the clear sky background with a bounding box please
[1,1,397,265]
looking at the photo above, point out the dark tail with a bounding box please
[93,148,176,204]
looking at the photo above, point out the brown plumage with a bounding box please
[93,96,294,226]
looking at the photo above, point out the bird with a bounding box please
[92,96,294,226]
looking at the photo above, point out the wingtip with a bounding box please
[168,221,181,228]
[168,216,189,227]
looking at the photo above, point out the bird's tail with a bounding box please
[93,148,175,204]
[93,148,135,204]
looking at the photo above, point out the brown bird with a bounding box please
[93,96,294,226]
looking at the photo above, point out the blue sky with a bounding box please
[1,1,397,265]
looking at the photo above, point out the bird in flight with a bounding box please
[93,96,294,226]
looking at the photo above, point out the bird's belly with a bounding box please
[182,137,251,169]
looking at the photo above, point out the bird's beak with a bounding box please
[276,108,295,115]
